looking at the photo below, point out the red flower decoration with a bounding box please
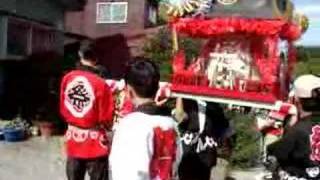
[310,125,320,162]
[171,18,301,41]
[172,50,186,73]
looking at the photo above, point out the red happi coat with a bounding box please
[60,69,114,158]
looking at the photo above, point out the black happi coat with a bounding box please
[268,116,320,179]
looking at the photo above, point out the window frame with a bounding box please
[96,2,128,24]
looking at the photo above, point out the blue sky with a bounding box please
[293,0,320,46]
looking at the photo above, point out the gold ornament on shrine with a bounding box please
[299,14,309,33]
[166,0,201,17]
[293,12,309,33]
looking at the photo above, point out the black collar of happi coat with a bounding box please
[135,102,171,117]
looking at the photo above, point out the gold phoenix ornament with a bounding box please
[166,0,209,17]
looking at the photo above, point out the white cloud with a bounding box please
[293,1,320,46]
[295,5,320,16]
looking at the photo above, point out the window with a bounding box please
[32,27,57,53]
[7,20,30,56]
[96,2,128,24]
[147,5,157,25]
[5,17,58,58]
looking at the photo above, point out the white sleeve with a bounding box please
[173,131,183,179]
[110,117,154,180]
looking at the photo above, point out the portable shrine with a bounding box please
[166,0,307,109]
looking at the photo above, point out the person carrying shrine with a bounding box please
[174,98,229,180]
[268,74,320,180]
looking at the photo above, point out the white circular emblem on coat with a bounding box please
[64,76,95,118]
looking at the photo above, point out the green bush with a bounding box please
[226,111,261,169]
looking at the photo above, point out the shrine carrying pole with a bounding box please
[172,26,179,52]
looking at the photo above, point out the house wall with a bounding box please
[65,0,147,38]
[64,0,160,78]
[0,0,64,29]
[0,0,82,120]
[0,0,67,59]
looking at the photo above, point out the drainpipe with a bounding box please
[0,16,8,59]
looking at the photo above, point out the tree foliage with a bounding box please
[294,46,320,76]
[143,27,201,80]
[296,46,311,63]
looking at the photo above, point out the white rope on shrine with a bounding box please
[105,79,297,114]
[172,92,297,114]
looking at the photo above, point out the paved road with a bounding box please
[0,137,263,180]
[0,137,66,180]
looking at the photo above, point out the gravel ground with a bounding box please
[0,137,263,180]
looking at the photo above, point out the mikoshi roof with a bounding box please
[170,17,301,41]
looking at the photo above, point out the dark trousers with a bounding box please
[66,156,109,180]
[178,154,211,180]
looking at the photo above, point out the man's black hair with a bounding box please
[181,99,229,137]
[300,88,320,112]
[79,41,97,62]
[124,57,160,98]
